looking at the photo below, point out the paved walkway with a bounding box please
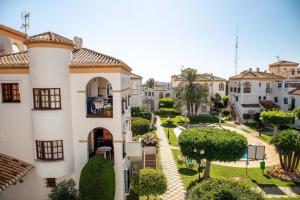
[156,117,186,200]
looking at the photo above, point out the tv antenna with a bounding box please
[275,55,280,61]
[234,25,239,75]
[21,11,30,35]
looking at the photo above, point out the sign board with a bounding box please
[247,145,265,160]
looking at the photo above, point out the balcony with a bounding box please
[86,77,113,118]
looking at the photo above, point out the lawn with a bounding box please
[164,128,178,147]
[160,115,219,127]
[172,149,299,189]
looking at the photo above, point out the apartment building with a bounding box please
[129,73,143,108]
[0,24,142,200]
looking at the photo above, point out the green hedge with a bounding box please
[79,156,115,200]
[158,97,175,109]
[293,107,300,119]
[159,108,177,116]
[187,179,263,200]
[132,117,150,136]
[131,107,152,120]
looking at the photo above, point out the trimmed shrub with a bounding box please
[48,179,78,200]
[79,156,115,200]
[187,179,263,200]
[179,128,247,179]
[131,107,152,120]
[159,108,177,116]
[132,168,167,199]
[132,117,150,136]
[158,97,175,109]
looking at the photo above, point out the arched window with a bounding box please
[243,82,251,93]
[291,69,295,75]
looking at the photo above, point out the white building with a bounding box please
[143,82,172,111]
[0,24,142,200]
[171,69,227,114]
[129,73,143,108]
[229,61,300,124]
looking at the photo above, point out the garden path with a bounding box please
[156,117,186,200]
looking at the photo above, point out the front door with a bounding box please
[291,98,296,110]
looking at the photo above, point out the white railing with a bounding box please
[125,141,143,158]
[231,103,245,124]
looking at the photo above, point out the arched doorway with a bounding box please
[88,127,114,164]
[86,77,113,118]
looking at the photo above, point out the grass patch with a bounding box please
[255,134,273,143]
[164,128,178,146]
[245,123,271,132]
[160,115,188,127]
[222,122,238,128]
[172,149,299,189]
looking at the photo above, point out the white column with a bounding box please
[114,140,125,200]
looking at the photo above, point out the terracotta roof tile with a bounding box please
[259,100,280,110]
[71,48,128,67]
[229,70,284,80]
[26,32,74,46]
[288,88,300,96]
[130,72,142,79]
[0,153,33,192]
[269,60,299,67]
[0,51,29,67]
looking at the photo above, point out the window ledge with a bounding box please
[35,159,65,163]
[32,108,62,111]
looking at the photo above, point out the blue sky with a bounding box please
[1,0,299,82]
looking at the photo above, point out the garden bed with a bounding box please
[267,165,300,183]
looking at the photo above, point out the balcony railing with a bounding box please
[87,96,113,118]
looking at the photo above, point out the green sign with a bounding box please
[260,161,265,170]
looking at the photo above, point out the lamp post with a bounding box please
[167,116,170,144]
[194,148,205,181]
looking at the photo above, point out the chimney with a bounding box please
[249,68,252,72]
[74,36,83,49]
[256,67,260,72]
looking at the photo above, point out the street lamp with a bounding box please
[194,149,205,181]
[167,116,170,144]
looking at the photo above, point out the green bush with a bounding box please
[132,168,167,199]
[158,97,175,109]
[132,117,150,136]
[223,96,229,107]
[293,107,300,119]
[79,156,115,200]
[187,179,263,200]
[159,108,177,116]
[48,179,78,200]
[221,108,230,117]
[131,107,152,120]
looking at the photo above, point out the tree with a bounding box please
[48,179,78,200]
[187,179,263,200]
[175,68,208,117]
[223,95,229,107]
[79,156,115,200]
[132,168,167,200]
[270,129,300,172]
[211,93,223,112]
[179,128,247,179]
[145,78,155,89]
[260,110,295,135]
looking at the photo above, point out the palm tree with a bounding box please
[175,68,209,117]
[145,78,155,89]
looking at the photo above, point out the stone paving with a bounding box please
[156,117,186,200]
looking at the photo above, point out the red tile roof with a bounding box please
[130,72,142,79]
[0,48,130,70]
[26,32,74,46]
[229,70,284,80]
[0,153,33,192]
[269,60,299,68]
[288,88,300,96]
[259,100,280,110]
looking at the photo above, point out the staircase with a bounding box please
[230,103,245,124]
[144,154,156,168]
